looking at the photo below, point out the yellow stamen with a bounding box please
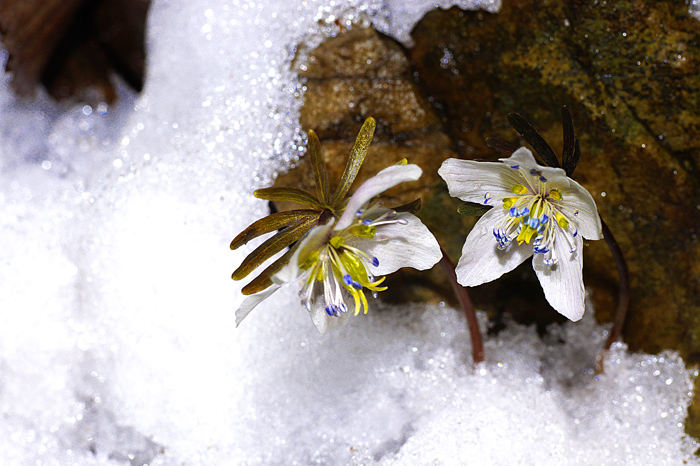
[330,236,344,249]
[350,224,377,238]
[549,189,563,201]
[555,212,569,229]
[359,289,369,315]
[516,225,538,245]
[531,198,544,218]
[512,184,528,195]
[503,197,517,209]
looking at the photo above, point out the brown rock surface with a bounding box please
[283,0,700,435]
[279,27,471,305]
[407,0,700,355]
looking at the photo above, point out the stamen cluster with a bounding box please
[488,163,580,267]
[297,210,406,317]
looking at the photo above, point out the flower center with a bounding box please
[492,171,579,266]
[297,211,400,317]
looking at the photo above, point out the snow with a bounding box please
[0,0,698,465]
[691,0,700,22]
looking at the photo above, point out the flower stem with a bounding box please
[439,246,484,365]
[596,215,630,371]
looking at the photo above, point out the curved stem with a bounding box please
[596,215,630,370]
[439,246,484,365]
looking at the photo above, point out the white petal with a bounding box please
[275,221,334,283]
[560,178,602,240]
[309,301,352,334]
[235,284,282,326]
[348,212,442,276]
[438,158,515,204]
[455,207,533,286]
[335,164,422,230]
[500,147,570,189]
[532,229,585,321]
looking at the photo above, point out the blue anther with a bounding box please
[539,176,547,183]
[343,274,353,286]
[528,217,540,228]
[484,192,492,205]
[530,168,541,176]
[351,280,363,290]
[493,229,511,249]
[339,303,348,313]
[397,218,409,225]
[509,207,519,217]
[355,210,363,217]
[519,206,530,217]
[371,257,379,267]
[572,229,578,238]
[533,244,549,254]
[509,164,519,169]
[362,219,373,225]
[544,258,558,266]
[325,306,336,316]
[539,214,549,224]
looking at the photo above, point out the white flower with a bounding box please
[236,163,442,333]
[438,147,603,321]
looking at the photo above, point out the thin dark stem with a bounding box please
[439,246,484,365]
[596,215,630,370]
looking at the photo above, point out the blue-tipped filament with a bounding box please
[298,206,409,318]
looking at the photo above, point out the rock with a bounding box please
[278,27,471,306]
[283,1,700,434]
[408,0,700,437]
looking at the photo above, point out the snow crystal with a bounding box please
[691,1,700,22]
[0,1,697,465]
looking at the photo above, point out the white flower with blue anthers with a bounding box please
[236,163,442,333]
[438,147,602,321]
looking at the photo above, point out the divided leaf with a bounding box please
[254,187,325,209]
[457,202,492,217]
[308,130,331,203]
[241,243,299,295]
[231,215,318,281]
[507,113,561,169]
[330,117,376,206]
[230,210,321,250]
[561,106,580,176]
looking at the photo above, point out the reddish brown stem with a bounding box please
[596,215,630,372]
[601,216,630,350]
[439,246,484,364]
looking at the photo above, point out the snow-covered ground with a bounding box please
[1,1,698,464]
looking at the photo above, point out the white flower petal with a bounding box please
[438,158,515,204]
[500,147,570,189]
[309,301,352,334]
[560,178,603,240]
[335,164,422,230]
[235,284,282,326]
[532,229,585,321]
[348,212,442,276]
[275,221,335,283]
[455,207,534,286]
